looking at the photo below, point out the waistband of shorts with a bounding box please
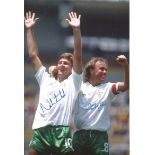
[35,125,70,130]
[76,129,107,134]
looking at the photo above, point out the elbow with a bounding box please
[118,82,129,92]
[29,52,38,60]
[122,84,129,92]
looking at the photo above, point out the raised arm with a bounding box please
[116,55,129,92]
[24,11,42,72]
[66,12,82,74]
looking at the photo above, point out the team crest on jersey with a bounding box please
[96,90,103,98]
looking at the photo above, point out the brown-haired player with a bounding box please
[24,11,82,155]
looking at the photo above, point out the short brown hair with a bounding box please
[84,57,108,82]
[58,53,73,66]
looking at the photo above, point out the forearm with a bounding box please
[73,27,82,53]
[123,63,129,90]
[72,27,82,73]
[26,28,42,72]
[27,28,39,58]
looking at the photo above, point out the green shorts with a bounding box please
[29,125,74,155]
[73,129,109,155]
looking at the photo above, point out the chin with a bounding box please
[58,70,64,75]
[100,79,106,83]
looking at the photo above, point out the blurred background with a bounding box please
[24,0,129,155]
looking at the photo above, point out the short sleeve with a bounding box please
[68,69,83,92]
[35,66,46,85]
[111,82,120,95]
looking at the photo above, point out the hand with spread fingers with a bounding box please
[66,11,81,28]
[24,11,39,29]
[24,10,83,155]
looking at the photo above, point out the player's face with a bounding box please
[91,61,108,85]
[57,58,72,79]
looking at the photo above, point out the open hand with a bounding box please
[24,11,39,29]
[65,12,81,28]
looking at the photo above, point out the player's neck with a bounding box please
[58,74,69,83]
[58,77,65,82]
[89,76,103,86]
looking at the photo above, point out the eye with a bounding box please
[100,67,107,72]
[63,62,67,65]
[58,61,61,65]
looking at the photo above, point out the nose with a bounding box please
[103,69,107,74]
[58,63,65,71]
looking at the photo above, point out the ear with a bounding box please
[89,68,94,75]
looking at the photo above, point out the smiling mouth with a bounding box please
[60,69,66,72]
[58,69,67,74]
[101,75,106,80]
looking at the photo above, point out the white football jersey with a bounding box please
[74,82,118,131]
[32,66,83,129]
